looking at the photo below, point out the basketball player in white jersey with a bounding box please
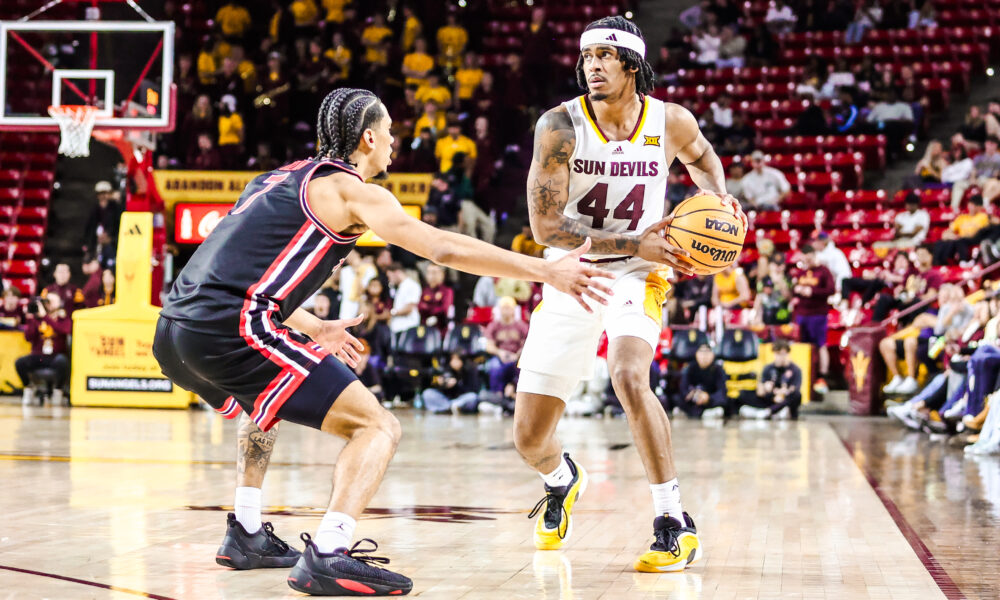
[514,16,746,572]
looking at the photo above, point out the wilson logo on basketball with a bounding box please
[704,217,738,236]
[690,239,738,264]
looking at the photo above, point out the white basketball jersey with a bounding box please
[560,94,668,259]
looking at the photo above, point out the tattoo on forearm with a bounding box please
[237,414,278,476]
[526,108,641,254]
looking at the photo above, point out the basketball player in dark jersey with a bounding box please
[152,88,611,596]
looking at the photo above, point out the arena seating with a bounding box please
[0,133,58,296]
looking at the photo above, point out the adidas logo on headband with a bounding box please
[580,28,646,58]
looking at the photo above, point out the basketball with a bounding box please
[664,194,746,276]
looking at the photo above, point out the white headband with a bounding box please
[580,28,646,59]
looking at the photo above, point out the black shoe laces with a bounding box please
[344,538,391,567]
[653,525,682,557]
[262,522,289,553]
[528,490,569,539]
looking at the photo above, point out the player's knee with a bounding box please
[513,422,545,456]
[374,408,402,446]
[609,363,649,399]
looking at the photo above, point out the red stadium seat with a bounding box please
[0,169,22,187]
[16,206,47,224]
[752,210,784,230]
[1,259,37,277]
[5,277,37,296]
[9,241,42,258]
[782,191,816,209]
[21,188,50,207]
[797,171,841,195]
[928,207,959,225]
[849,135,887,170]
[12,225,44,241]
[22,170,54,189]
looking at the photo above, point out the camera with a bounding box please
[25,297,43,316]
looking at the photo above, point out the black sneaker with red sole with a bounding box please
[287,533,412,596]
[216,513,301,569]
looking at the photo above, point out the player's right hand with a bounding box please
[637,216,696,276]
[548,238,616,313]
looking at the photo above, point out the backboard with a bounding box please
[0,19,175,132]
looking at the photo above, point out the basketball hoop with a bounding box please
[47,105,99,158]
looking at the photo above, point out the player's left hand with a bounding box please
[696,189,748,231]
[314,314,366,368]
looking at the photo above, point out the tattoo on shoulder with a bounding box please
[533,108,576,169]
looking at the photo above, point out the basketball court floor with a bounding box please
[0,403,996,599]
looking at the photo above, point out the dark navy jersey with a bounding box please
[161,159,364,336]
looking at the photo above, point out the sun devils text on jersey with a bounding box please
[559,94,669,259]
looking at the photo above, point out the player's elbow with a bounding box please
[429,243,457,266]
[530,219,558,247]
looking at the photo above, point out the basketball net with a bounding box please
[47,105,100,158]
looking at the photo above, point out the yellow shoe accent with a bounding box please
[532,460,588,550]
[634,517,702,573]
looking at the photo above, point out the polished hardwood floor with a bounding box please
[0,403,995,599]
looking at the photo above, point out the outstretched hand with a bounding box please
[548,238,616,313]
[314,314,366,368]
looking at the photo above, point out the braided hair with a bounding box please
[316,87,387,164]
[575,16,656,95]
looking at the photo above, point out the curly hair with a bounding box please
[316,87,387,164]
[575,16,655,95]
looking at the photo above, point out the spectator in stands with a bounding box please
[676,343,728,419]
[311,293,332,320]
[872,244,942,322]
[247,142,280,171]
[426,172,463,232]
[409,127,439,172]
[402,38,434,88]
[42,263,84,316]
[361,13,392,70]
[725,162,746,205]
[765,0,798,33]
[843,251,913,310]
[484,296,529,398]
[959,105,988,148]
[866,89,915,158]
[83,181,122,259]
[951,136,1000,210]
[934,195,989,265]
[751,255,793,326]
[875,192,930,250]
[84,266,115,308]
[400,5,422,52]
[387,263,422,334]
[180,94,215,158]
[699,110,724,147]
[670,275,715,326]
[418,263,454,333]
[436,13,468,70]
[741,151,791,211]
[416,72,452,108]
[16,293,71,405]
[522,8,555,105]
[414,103,446,139]
[792,245,835,394]
[739,339,802,419]
[435,118,476,174]
[745,23,778,65]
[216,94,245,168]
[709,93,734,128]
[0,288,23,330]
[338,250,372,320]
[511,224,545,258]
[941,145,975,186]
[353,339,384,403]
[712,264,751,312]
[421,352,482,414]
[722,113,755,156]
[845,0,882,44]
[911,140,947,184]
[216,1,251,41]
[679,1,711,29]
[190,133,222,169]
[812,232,852,293]
[454,53,484,110]
[716,26,746,68]
[356,277,393,362]
[693,25,722,66]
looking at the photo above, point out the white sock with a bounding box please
[314,512,357,554]
[539,455,574,488]
[234,486,262,533]
[650,479,684,522]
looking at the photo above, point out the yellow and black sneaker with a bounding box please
[528,453,588,550]
[634,513,702,573]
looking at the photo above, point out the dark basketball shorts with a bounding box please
[152,317,356,431]
[795,314,829,347]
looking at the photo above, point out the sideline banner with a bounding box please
[71,212,193,408]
